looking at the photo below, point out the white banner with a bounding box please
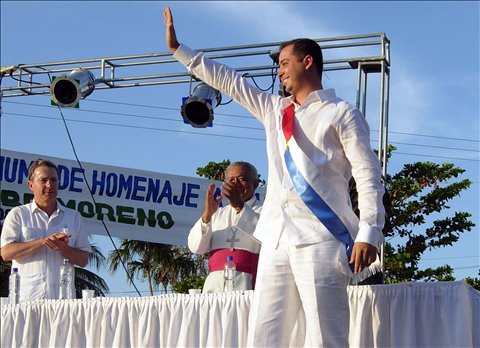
[0,150,265,246]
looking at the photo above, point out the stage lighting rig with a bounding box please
[50,68,96,108]
[181,82,222,128]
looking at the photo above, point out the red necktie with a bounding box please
[282,104,295,143]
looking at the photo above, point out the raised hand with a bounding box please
[163,6,180,53]
[201,183,222,223]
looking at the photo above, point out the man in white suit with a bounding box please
[164,7,385,346]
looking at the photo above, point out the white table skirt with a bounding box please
[1,281,479,347]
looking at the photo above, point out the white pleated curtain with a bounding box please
[1,282,479,348]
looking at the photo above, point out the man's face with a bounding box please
[225,165,258,202]
[278,44,306,96]
[28,165,59,206]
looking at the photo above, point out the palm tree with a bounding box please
[153,246,197,290]
[0,258,12,298]
[75,244,109,297]
[108,240,202,295]
[108,240,170,295]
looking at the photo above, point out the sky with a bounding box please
[1,1,479,296]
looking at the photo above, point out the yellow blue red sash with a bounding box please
[282,104,355,260]
[284,147,354,260]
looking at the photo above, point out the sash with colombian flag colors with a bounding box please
[282,103,356,260]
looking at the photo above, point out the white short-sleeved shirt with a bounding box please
[1,201,91,301]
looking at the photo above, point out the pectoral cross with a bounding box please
[226,227,239,251]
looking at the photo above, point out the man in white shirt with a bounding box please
[1,159,91,301]
[164,7,385,347]
[188,161,262,293]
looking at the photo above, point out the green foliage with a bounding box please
[75,267,109,297]
[0,223,12,297]
[75,243,110,297]
[384,157,475,283]
[172,276,206,294]
[0,258,12,297]
[196,159,266,186]
[464,270,480,291]
[196,160,231,180]
[108,240,170,295]
[152,246,198,291]
[108,240,205,295]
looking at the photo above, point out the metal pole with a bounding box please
[382,69,391,177]
[356,63,363,110]
[362,68,368,117]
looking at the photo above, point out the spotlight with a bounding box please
[50,68,96,107]
[181,82,222,128]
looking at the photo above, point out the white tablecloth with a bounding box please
[1,281,479,347]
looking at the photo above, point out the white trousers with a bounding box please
[247,232,351,347]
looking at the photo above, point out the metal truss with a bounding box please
[1,32,391,272]
[1,32,390,173]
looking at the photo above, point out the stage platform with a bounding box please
[1,281,479,347]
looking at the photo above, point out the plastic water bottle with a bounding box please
[223,256,236,292]
[62,225,70,245]
[9,267,20,305]
[59,259,75,299]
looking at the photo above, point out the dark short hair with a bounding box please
[226,161,259,182]
[279,38,324,80]
[28,159,59,181]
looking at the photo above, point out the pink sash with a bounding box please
[209,248,259,289]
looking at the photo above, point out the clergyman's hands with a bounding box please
[163,6,180,53]
[349,242,377,273]
[201,183,222,224]
[221,180,244,212]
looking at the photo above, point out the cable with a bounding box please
[4,99,255,120]
[4,111,480,163]
[6,111,480,162]
[242,69,277,93]
[4,64,46,86]
[40,70,143,297]
[393,151,479,162]
[219,98,234,106]
[2,71,142,294]
[4,98,479,144]
[218,70,277,106]
[423,255,479,261]
[3,101,479,152]
[3,112,267,141]
[370,139,478,154]
[453,265,480,270]
[57,106,143,296]
[370,129,479,143]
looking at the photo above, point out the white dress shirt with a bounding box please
[175,44,385,249]
[1,202,92,301]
